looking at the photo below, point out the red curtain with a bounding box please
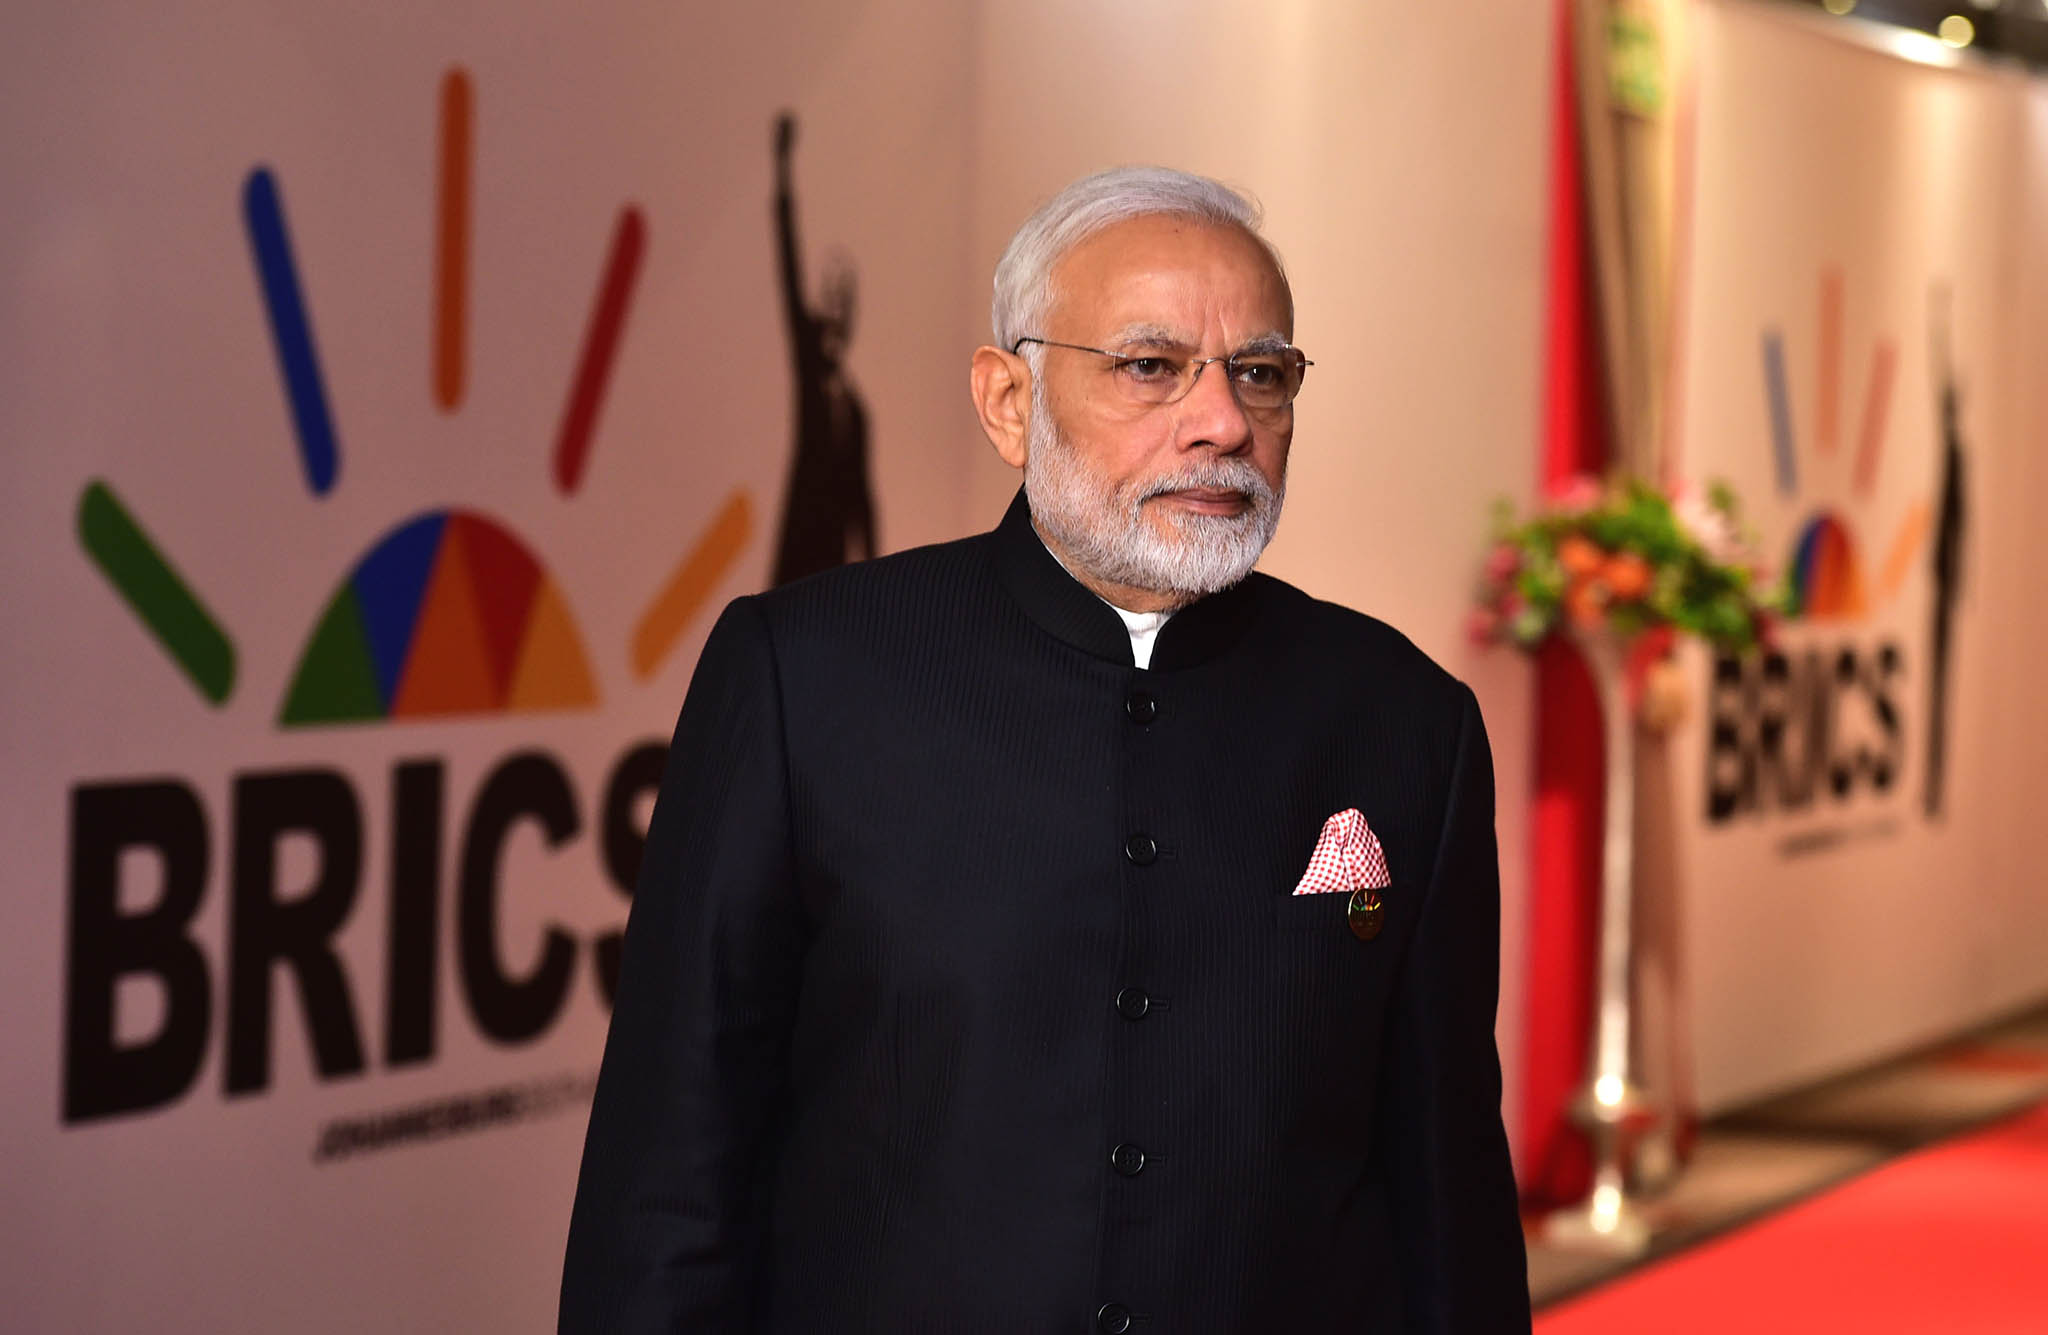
[1518,0,1608,1208]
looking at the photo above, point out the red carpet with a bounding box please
[1535,1101,2048,1334]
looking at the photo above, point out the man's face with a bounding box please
[1022,214,1295,606]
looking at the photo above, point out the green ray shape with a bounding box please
[76,479,237,705]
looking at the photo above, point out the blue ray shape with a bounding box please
[1761,329,1797,498]
[244,166,340,496]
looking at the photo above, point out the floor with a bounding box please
[1525,998,2048,1309]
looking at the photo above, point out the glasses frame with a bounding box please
[1009,336,1313,411]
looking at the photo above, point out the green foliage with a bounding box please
[1472,474,1783,655]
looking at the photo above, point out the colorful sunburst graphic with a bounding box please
[1761,266,1932,620]
[1707,266,1955,843]
[74,66,753,723]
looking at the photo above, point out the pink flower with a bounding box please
[1484,542,1521,583]
[1545,474,1603,513]
[1466,607,1499,646]
[1671,484,1744,564]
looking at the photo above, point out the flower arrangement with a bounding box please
[1470,473,1783,654]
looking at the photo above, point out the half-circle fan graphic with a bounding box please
[1786,512,1864,619]
[281,509,597,726]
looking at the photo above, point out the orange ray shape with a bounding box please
[1877,499,1931,604]
[632,490,752,679]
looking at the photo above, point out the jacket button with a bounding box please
[1115,987,1150,1020]
[1110,1143,1147,1176]
[1124,832,1157,865]
[1125,691,1157,724]
[1096,1302,1133,1334]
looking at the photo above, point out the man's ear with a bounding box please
[970,345,1032,471]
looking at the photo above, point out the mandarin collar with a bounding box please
[984,488,1263,671]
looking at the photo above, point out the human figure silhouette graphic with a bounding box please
[1925,287,1967,819]
[770,113,876,587]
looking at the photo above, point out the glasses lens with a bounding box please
[1110,354,1188,404]
[1228,352,1304,409]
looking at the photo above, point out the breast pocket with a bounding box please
[1271,884,1392,938]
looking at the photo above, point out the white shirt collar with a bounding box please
[1104,601,1172,670]
[1035,532,1175,669]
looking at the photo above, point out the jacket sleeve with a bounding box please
[1380,683,1532,1333]
[560,596,803,1333]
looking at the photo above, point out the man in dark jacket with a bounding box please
[561,166,1530,1333]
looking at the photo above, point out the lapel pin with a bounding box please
[1346,886,1385,941]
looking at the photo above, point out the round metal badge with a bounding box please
[1347,887,1385,941]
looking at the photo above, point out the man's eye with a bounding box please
[1116,357,1178,382]
[1232,359,1282,387]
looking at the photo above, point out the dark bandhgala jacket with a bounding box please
[560,492,1531,1333]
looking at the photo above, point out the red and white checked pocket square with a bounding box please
[1291,808,1391,896]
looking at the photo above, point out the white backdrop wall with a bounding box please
[1669,0,2048,1110]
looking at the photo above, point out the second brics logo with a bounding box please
[1706,267,1963,846]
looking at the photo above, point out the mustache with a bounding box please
[1134,457,1277,506]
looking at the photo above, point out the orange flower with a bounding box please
[1558,534,1605,577]
[1603,551,1652,600]
[1564,577,1608,629]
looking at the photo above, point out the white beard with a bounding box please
[1022,382,1285,604]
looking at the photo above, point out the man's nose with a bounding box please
[1174,359,1255,452]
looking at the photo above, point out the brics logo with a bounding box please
[63,67,752,1127]
[1761,267,1933,623]
[74,68,749,724]
[1706,268,1945,840]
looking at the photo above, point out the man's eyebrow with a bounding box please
[1105,324,1193,352]
[1104,326,1293,356]
[1235,333,1292,356]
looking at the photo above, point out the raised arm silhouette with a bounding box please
[769,112,876,587]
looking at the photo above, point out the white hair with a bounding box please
[990,166,1288,357]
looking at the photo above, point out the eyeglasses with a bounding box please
[1010,336,1312,412]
